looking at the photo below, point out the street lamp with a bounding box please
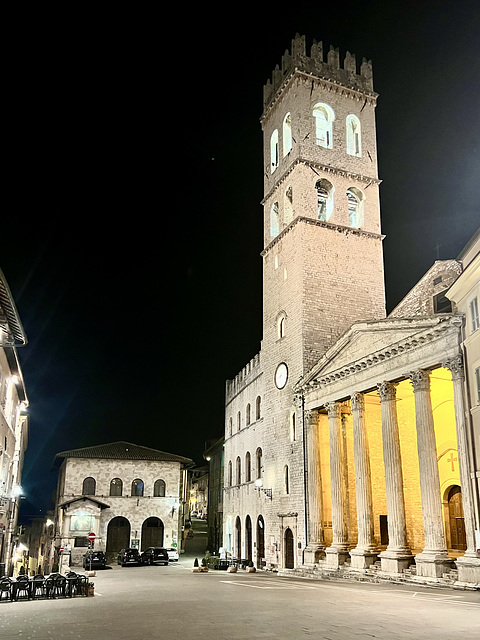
[255,479,272,499]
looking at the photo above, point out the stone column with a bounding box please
[303,408,325,565]
[349,392,378,569]
[325,401,349,567]
[442,356,480,584]
[377,381,413,573]
[409,369,453,578]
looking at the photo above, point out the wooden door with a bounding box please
[284,528,294,569]
[448,486,466,551]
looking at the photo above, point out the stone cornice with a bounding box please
[294,315,463,394]
[261,216,384,256]
[262,69,378,124]
[262,157,381,206]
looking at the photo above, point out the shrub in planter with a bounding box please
[246,560,256,573]
[52,563,59,573]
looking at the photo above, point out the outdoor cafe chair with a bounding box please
[44,575,56,598]
[76,574,89,596]
[0,577,13,602]
[32,574,47,600]
[52,573,67,598]
[14,575,30,601]
[66,572,80,597]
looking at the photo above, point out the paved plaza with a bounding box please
[0,553,478,640]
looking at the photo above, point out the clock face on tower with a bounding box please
[274,362,288,389]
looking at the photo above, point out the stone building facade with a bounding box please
[52,441,192,567]
[222,34,480,587]
[0,268,28,577]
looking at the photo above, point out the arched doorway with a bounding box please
[245,516,252,562]
[141,517,164,550]
[106,516,130,553]
[447,486,466,551]
[284,527,294,569]
[235,516,242,560]
[256,516,265,569]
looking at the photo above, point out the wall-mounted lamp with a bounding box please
[255,478,272,499]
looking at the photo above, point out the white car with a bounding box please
[166,547,179,561]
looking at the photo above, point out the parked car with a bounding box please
[83,550,107,569]
[166,547,179,561]
[117,548,141,567]
[141,547,169,565]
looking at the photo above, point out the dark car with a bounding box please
[83,550,107,569]
[141,547,169,565]
[117,548,141,567]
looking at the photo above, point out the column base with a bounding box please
[303,543,325,565]
[379,549,414,574]
[325,546,349,568]
[414,551,453,578]
[454,555,480,585]
[349,547,378,569]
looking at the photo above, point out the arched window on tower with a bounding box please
[316,179,334,221]
[237,411,241,432]
[245,451,251,482]
[256,396,262,420]
[246,403,251,426]
[270,202,279,238]
[346,115,361,156]
[277,311,286,339]
[283,113,292,156]
[284,465,289,494]
[284,186,293,224]
[346,187,364,228]
[228,417,233,437]
[236,456,242,485]
[256,447,263,479]
[82,477,96,496]
[270,129,279,173]
[228,461,233,487]
[313,103,334,148]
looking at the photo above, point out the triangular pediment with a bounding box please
[298,315,455,389]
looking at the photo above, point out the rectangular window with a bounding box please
[470,297,479,332]
[74,536,88,547]
[433,291,452,314]
[475,367,480,404]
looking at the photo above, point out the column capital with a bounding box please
[442,354,464,381]
[304,407,321,426]
[351,392,365,412]
[408,369,430,392]
[325,401,341,418]
[377,381,396,402]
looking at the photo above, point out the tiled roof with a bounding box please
[54,441,193,467]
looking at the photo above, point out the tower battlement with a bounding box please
[263,34,374,111]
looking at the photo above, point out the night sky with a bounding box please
[4,2,479,520]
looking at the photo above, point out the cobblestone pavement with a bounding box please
[0,559,478,640]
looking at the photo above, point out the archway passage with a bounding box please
[106,516,130,553]
[448,485,466,551]
[284,527,294,569]
[141,517,164,550]
[256,516,265,569]
[245,516,252,562]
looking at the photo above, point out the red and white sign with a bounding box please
[87,532,96,542]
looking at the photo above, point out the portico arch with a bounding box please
[141,517,164,549]
[256,515,265,569]
[284,527,294,569]
[106,516,130,553]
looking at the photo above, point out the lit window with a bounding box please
[346,187,364,228]
[313,103,334,148]
[270,129,279,173]
[283,113,292,156]
[131,478,144,497]
[346,114,361,157]
[470,297,479,332]
[270,202,280,237]
[316,179,334,221]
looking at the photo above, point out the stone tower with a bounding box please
[259,35,386,561]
